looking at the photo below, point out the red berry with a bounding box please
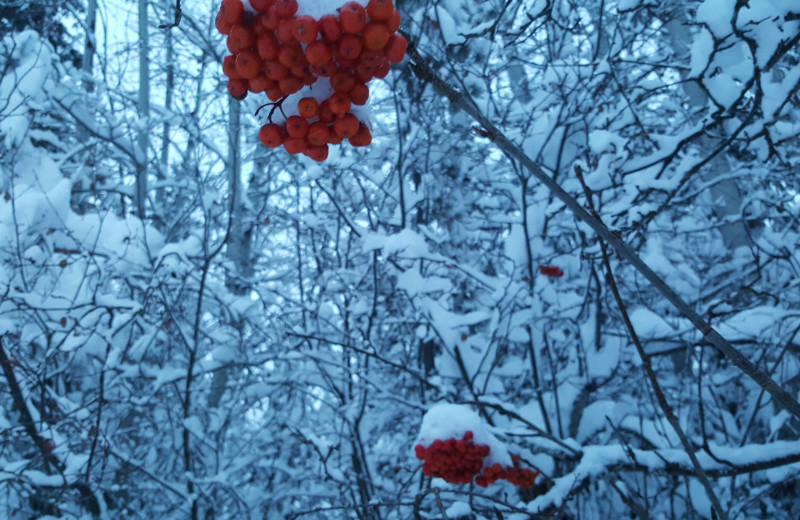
[331,69,356,92]
[312,60,336,77]
[236,50,262,79]
[367,0,394,22]
[285,115,309,138]
[259,123,284,148]
[386,33,407,62]
[292,15,318,44]
[215,12,234,34]
[283,136,308,154]
[339,2,366,34]
[318,100,335,124]
[348,122,372,147]
[273,0,298,19]
[318,14,342,42]
[362,22,390,50]
[278,44,306,68]
[264,60,288,80]
[305,40,333,66]
[261,7,281,30]
[338,34,363,60]
[250,0,275,13]
[278,76,302,95]
[219,0,244,24]
[307,122,331,146]
[328,92,352,116]
[266,86,284,101]
[227,78,248,100]
[334,113,359,138]
[386,10,401,33]
[304,144,329,162]
[222,54,240,79]
[228,24,255,53]
[257,33,280,60]
[348,83,369,105]
[297,97,319,119]
[276,19,298,45]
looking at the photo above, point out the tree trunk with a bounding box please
[136,0,150,218]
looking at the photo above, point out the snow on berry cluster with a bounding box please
[216,0,407,161]
[414,404,540,490]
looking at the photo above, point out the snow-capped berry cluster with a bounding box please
[415,431,489,484]
[415,431,539,489]
[216,0,407,161]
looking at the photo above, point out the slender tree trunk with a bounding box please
[136,0,150,218]
[156,27,174,228]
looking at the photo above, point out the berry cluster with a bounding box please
[414,431,539,489]
[474,462,538,488]
[216,0,407,161]
[415,431,489,484]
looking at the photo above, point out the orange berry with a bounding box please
[278,44,306,68]
[362,22,390,50]
[373,58,390,78]
[339,2,366,34]
[227,78,248,100]
[348,83,369,105]
[367,0,394,21]
[227,24,255,53]
[273,0,298,19]
[283,136,308,155]
[222,54,240,79]
[354,63,375,82]
[349,123,372,147]
[307,122,331,146]
[336,57,357,70]
[304,144,329,162]
[250,0,275,13]
[266,86,284,101]
[285,115,309,138]
[359,48,384,65]
[248,75,274,93]
[236,50,262,79]
[258,123,284,148]
[257,33,280,60]
[292,15,318,44]
[276,19,298,45]
[386,10,401,33]
[302,69,316,85]
[264,60,288,80]
[318,14,342,42]
[338,34,363,60]
[312,60,336,77]
[261,7,281,30]
[298,97,319,118]
[318,100,335,124]
[386,33,407,62]
[334,113,359,138]
[215,13,234,34]
[219,0,244,24]
[331,69,356,92]
[278,76,302,95]
[327,128,343,145]
[328,92,352,116]
[305,41,332,66]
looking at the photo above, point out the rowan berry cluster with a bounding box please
[415,431,489,484]
[216,0,407,161]
[414,431,539,489]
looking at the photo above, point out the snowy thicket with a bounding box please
[1,0,799,519]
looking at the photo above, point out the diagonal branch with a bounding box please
[402,37,800,422]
